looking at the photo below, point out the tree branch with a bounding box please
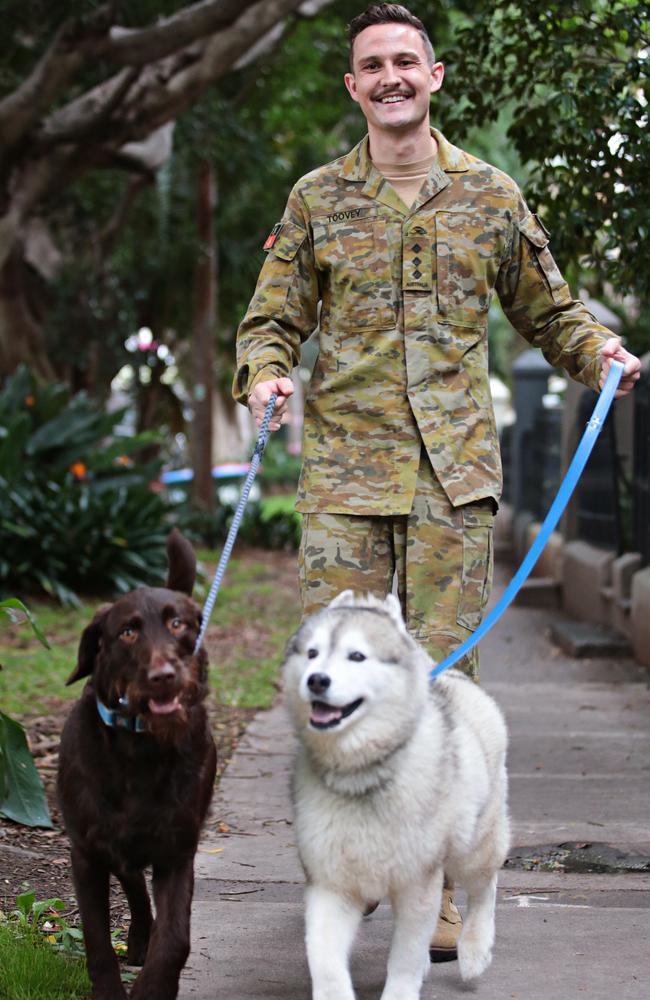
[122,0,312,135]
[103,0,259,66]
[36,67,141,148]
[0,5,114,155]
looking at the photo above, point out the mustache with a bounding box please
[372,88,414,101]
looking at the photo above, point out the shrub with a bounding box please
[0,366,169,604]
[177,495,301,552]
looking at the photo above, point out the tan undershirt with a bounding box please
[373,149,437,209]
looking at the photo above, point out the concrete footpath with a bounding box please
[180,563,650,1000]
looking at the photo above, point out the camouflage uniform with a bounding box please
[234,129,612,673]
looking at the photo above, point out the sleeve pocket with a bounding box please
[270,222,307,262]
[516,213,571,304]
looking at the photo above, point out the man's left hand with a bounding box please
[599,338,642,398]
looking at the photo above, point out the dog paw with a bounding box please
[458,940,492,981]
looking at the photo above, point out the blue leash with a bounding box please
[430,359,624,679]
[194,393,278,653]
[195,363,624,667]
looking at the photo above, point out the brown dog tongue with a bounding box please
[310,702,342,725]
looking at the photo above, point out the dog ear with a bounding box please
[382,593,409,634]
[328,589,355,609]
[65,606,110,685]
[166,528,196,595]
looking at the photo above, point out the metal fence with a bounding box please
[571,389,622,553]
[632,369,650,566]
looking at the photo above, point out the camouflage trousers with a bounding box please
[298,449,494,680]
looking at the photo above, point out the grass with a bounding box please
[0,551,299,716]
[0,922,90,1000]
[196,550,300,709]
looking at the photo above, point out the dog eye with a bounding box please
[119,626,138,643]
[307,648,318,659]
[168,618,186,634]
[348,651,366,662]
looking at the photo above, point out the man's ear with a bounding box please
[344,71,359,103]
[429,60,444,95]
[65,606,111,685]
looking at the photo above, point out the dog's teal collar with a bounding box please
[96,696,147,734]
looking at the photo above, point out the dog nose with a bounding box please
[307,672,331,695]
[148,663,176,687]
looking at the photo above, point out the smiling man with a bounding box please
[233,0,640,965]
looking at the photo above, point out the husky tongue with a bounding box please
[310,701,343,727]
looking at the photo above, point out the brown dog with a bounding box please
[57,529,216,1000]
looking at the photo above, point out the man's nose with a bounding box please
[379,60,401,88]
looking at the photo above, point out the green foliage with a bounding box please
[198,554,301,708]
[438,0,650,304]
[0,597,53,829]
[177,496,301,552]
[0,919,90,1000]
[258,436,302,489]
[0,598,50,648]
[0,600,102,717]
[0,712,53,828]
[0,366,170,603]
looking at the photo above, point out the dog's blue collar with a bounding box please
[95,695,147,734]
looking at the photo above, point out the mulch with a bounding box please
[0,548,299,925]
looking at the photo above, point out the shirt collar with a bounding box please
[339,127,471,183]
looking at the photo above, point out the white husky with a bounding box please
[283,591,510,1000]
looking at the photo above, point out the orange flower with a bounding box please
[24,395,35,407]
[114,454,132,467]
[70,461,87,480]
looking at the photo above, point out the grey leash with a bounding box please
[194,393,278,653]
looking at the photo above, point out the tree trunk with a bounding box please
[0,251,56,380]
[191,158,216,510]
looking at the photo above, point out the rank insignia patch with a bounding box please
[263,223,283,251]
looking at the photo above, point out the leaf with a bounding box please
[15,890,35,918]
[0,711,53,828]
[0,598,51,648]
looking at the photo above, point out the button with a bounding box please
[413,270,422,279]
[413,256,421,266]
[411,243,422,254]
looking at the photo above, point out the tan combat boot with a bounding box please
[429,886,462,963]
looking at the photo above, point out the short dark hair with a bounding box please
[347,4,436,69]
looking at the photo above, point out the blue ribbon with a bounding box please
[430,360,625,680]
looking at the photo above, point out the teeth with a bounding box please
[381,95,407,103]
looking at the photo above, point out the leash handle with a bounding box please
[430,360,625,680]
[194,392,278,653]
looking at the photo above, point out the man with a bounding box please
[234,2,640,962]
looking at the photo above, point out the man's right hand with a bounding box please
[248,377,295,431]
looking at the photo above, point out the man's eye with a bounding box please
[348,651,366,662]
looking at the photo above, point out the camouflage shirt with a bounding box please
[234,129,612,514]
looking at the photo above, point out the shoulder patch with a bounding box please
[263,223,284,252]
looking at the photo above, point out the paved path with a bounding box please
[180,563,650,1000]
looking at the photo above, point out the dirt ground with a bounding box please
[0,548,299,925]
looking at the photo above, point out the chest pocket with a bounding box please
[436,211,504,328]
[517,214,571,304]
[312,218,396,332]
